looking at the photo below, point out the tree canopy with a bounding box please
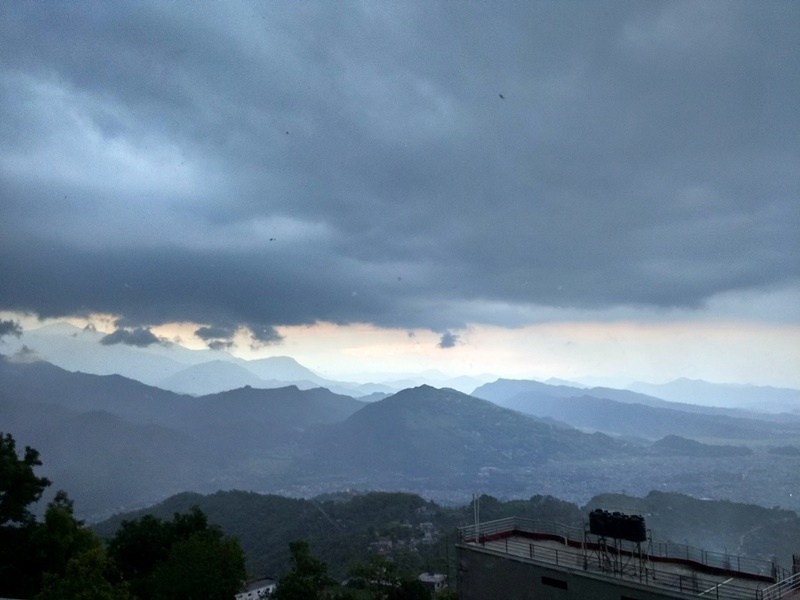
[0,432,246,600]
[107,506,246,600]
[0,432,51,527]
[272,540,337,600]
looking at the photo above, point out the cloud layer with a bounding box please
[1,2,798,342]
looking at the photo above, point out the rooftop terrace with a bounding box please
[457,517,800,600]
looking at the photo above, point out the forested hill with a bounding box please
[6,356,800,521]
[93,490,582,580]
[303,385,626,479]
[94,489,800,581]
[585,491,800,566]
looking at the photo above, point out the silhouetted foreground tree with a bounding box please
[272,539,337,600]
[1,434,122,598]
[108,506,246,600]
[0,433,51,527]
[36,545,133,600]
[0,432,245,599]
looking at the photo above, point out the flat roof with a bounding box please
[462,534,767,600]
[456,517,785,600]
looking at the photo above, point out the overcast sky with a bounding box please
[1,1,798,386]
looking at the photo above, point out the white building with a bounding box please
[235,578,276,600]
[418,572,447,593]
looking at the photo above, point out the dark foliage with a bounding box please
[0,433,246,600]
[272,540,336,600]
[107,505,246,600]
[0,432,51,526]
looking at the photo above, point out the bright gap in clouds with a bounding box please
[2,310,798,389]
[150,318,800,389]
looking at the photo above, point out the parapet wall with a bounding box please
[457,544,695,600]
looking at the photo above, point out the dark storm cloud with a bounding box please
[195,326,237,341]
[438,332,459,349]
[208,340,234,351]
[250,326,283,345]
[196,325,238,349]
[9,345,43,364]
[1,1,798,334]
[100,327,167,348]
[0,320,22,339]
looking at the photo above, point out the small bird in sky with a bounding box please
[499,93,505,100]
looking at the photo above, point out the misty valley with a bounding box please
[3,340,800,599]
[2,351,799,523]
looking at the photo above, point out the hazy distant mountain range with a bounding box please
[473,378,800,417]
[6,322,798,409]
[4,354,629,516]
[2,333,800,521]
[3,323,488,395]
[629,378,800,413]
[472,379,800,440]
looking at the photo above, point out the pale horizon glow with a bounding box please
[4,312,799,390]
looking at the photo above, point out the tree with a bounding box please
[348,557,432,600]
[348,556,401,600]
[388,579,431,600]
[0,432,54,597]
[107,514,174,595]
[1,435,125,599]
[107,506,246,600]
[32,491,100,577]
[0,432,51,527]
[151,531,247,600]
[2,435,244,599]
[272,540,337,600]
[36,546,134,600]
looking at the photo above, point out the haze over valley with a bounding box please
[2,326,799,523]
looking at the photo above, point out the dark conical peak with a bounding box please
[393,384,465,396]
[384,385,477,403]
[354,385,501,423]
[201,384,302,400]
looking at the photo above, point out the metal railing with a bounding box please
[457,517,792,600]
[651,541,782,580]
[458,517,582,545]
[457,517,779,579]
[474,533,764,600]
[761,570,800,600]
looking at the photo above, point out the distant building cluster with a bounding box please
[368,520,443,556]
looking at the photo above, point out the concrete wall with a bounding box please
[457,544,689,600]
